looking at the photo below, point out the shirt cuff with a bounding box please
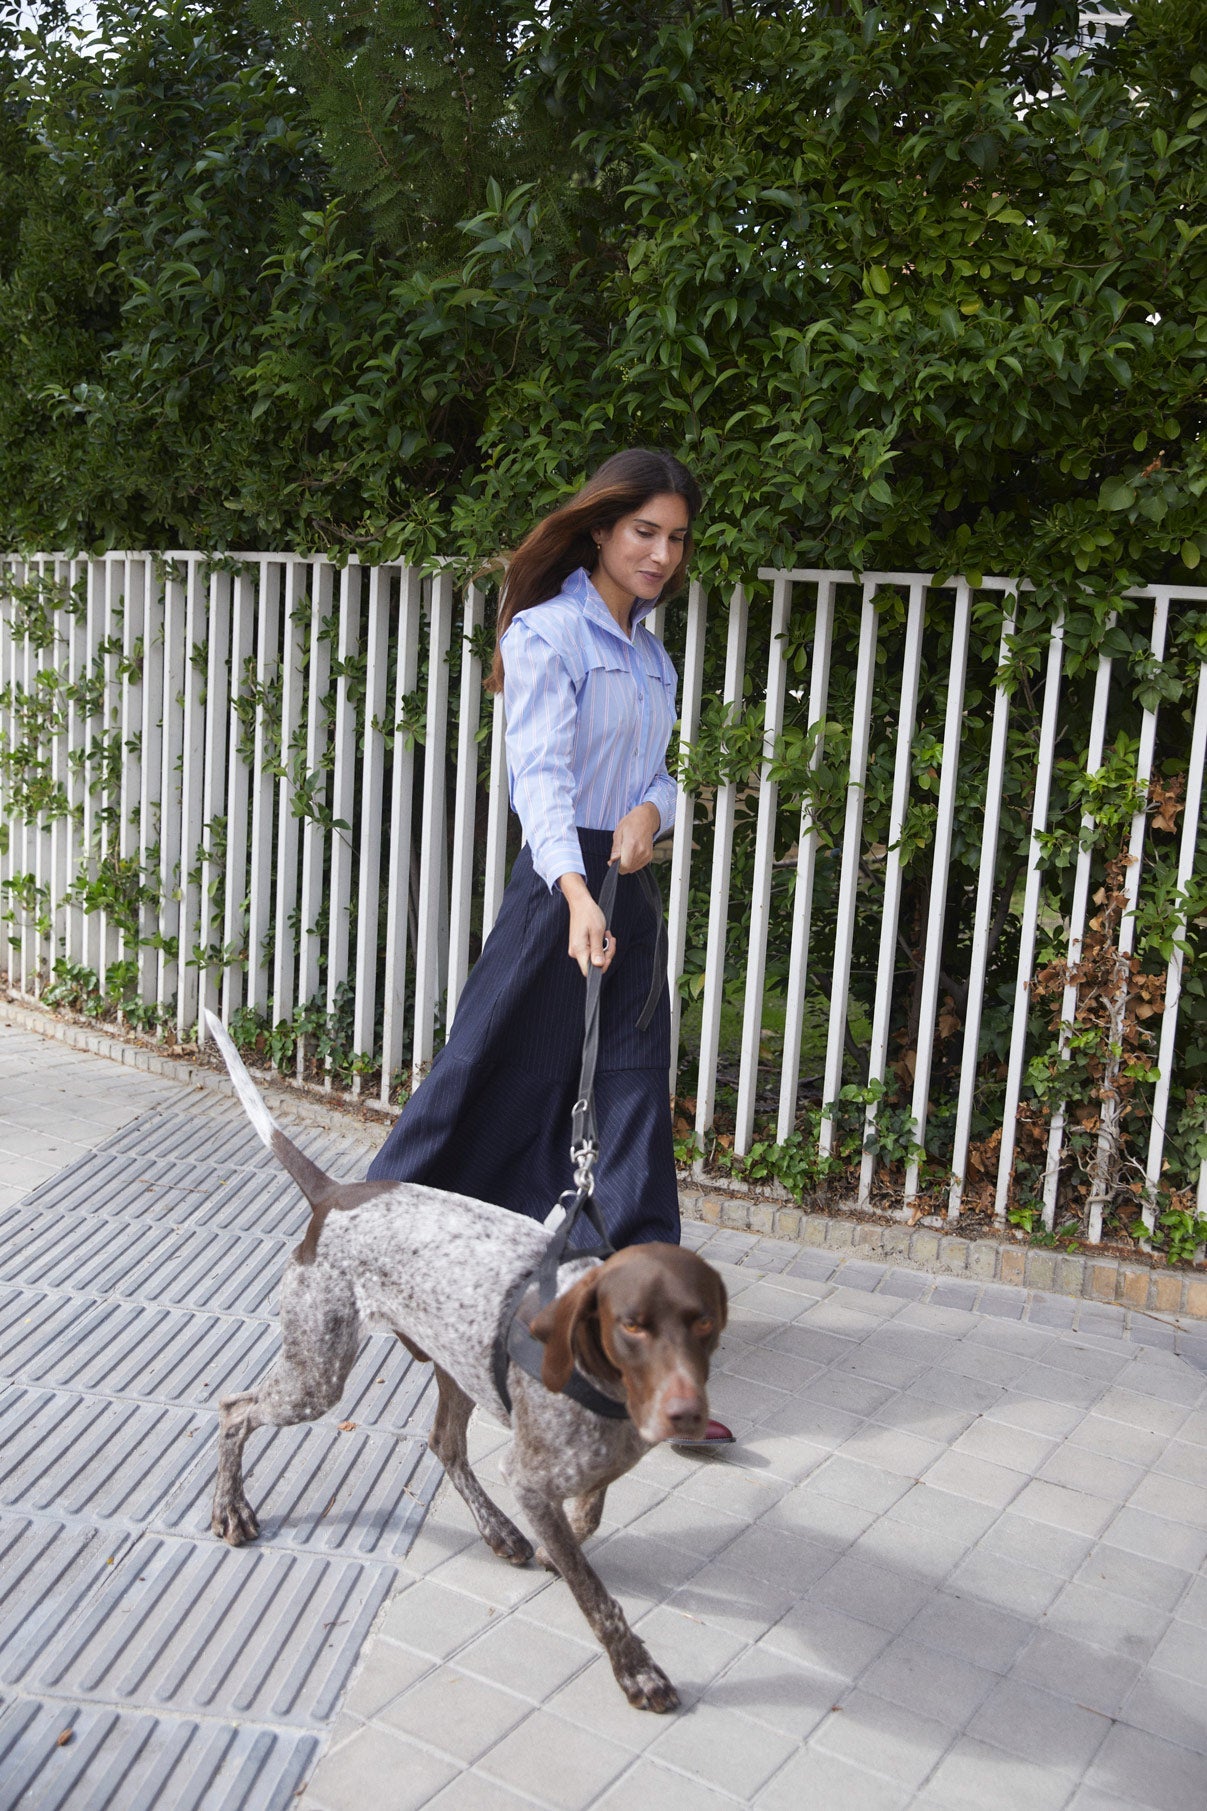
[641,773,677,839]
[533,839,587,893]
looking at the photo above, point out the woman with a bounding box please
[367,448,730,1440]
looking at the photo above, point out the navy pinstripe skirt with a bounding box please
[366,828,679,1248]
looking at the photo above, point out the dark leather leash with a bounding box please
[493,857,666,1420]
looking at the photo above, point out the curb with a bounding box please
[680,1187,1207,1324]
[5,991,1205,1324]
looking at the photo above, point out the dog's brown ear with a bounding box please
[529,1274,598,1394]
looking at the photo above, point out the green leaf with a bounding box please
[1183,541,1202,570]
[1098,477,1137,512]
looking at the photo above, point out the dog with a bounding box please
[204,1012,727,1711]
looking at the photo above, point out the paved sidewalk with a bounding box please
[306,1233,1207,1811]
[3,1016,1207,1810]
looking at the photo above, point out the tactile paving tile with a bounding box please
[0,1697,318,1811]
[0,1088,439,1810]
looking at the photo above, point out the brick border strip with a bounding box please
[5,992,1205,1323]
[680,1186,1207,1324]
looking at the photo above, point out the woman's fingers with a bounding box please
[568,897,615,975]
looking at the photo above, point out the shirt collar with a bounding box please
[564,565,657,638]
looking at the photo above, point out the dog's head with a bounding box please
[528,1244,727,1443]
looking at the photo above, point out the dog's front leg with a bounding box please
[512,1480,678,1713]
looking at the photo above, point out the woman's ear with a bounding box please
[529,1274,599,1394]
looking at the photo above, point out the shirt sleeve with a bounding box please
[640,765,678,840]
[502,614,586,891]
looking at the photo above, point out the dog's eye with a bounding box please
[620,1317,646,1335]
[695,1317,715,1336]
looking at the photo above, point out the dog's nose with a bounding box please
[663,1392,707,1435]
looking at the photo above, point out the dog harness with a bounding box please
[491,862,666,1423]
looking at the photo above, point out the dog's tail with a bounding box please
[204,1009,334,1207]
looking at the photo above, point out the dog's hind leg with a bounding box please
[427,1366,534,1567]
[213,1263,361,1546]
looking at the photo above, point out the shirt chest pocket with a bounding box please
[575,645,643,749]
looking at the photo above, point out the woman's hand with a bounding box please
[610,802,660,874]
[559,873,616,976]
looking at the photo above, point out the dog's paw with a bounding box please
[620,1658,679,1714]
[212,1498,260,1545]
[534,1544,559,1575]
[485,1523,534,1568]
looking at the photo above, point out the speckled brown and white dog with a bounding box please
[205,1013,727,1712]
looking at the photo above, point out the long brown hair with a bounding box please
[485,448,702,694]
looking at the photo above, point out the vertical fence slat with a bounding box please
[1041,628,1115,1228]
[447,583,485,1028]
[859,579,927,1206]
[50,559,74,983]
[220,571,256,1026]
[175,558,208,1039]
[667,580,707,1101]
[1146,654,1207,1210]
[777,577,837,1143]
[117,555,145,990]
[198,571,232,1038]
[352,564,391,1085]
[324,564,362,1074]
[735,575,793,1154]
[98,556,124,987]
[1100,589,1168,1242]
[381,568,423,1102]
[993,610,1066,1218]
[248,560,283,1021]
[819,581,880,1158]
[693,583,749,1151]
[903,579,972,1202]
[157,566,187,1019]
[948,595,1017,1218]
[137,561,164,1007]
[0,562,14,969]
[412,572,454,1087]
[81,560,105,980]
[297,561,334,1063]
[22,559,41,992]
[271,559,308,1038]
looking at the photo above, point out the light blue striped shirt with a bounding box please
[501,566,679,890]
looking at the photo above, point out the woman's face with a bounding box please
[592,492,691,616]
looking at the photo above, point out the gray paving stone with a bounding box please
[753,1744,913,1810]
[705,1643,845,1740]
[1013,1630,1144,1718]
[594,1757,735,1811]
[1010,1478,1118,1539]
[304,1724,457,1811]
[478,1711,632,1811]
[858,1632,996,1725]
[923,1735,1078,1811]
[1119,1662,1207,1759]
[906,1591,1034,1673]
[456,1614,596,1703]
[1084,1722,1207,1811]
[340,1638,433,1720]
[376,1667,533,1764]
[762,1598,894,1678]
[1103,1505,1207,1573]
[966,1675,1113,1774]
[424,1771,546,1811]
[808,1552,936,1634]
[648,1700,797,1800]
[922,1447,1030,1509]
[810,1689,956,1790]
[378,1578,505,1661]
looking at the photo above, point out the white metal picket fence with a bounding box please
[2,551,1205,1236]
